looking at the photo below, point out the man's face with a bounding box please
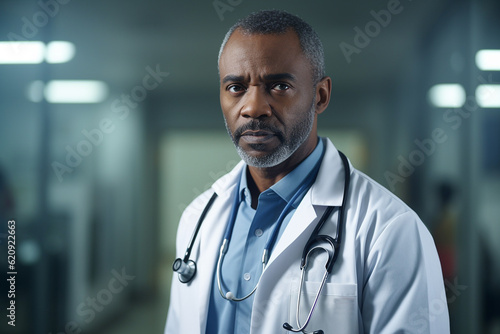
[218,29,319,168]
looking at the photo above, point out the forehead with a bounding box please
[219,29,312,81]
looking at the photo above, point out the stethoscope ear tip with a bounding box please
[282,322,293,331]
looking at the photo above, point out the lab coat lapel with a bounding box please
[266,191,317,267]
[265,138,345,267]
[196,161,245,332]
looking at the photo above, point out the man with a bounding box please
[165,10,449,334]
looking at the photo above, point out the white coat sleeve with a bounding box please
[361,211,450,333]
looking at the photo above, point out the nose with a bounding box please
[240,86,272,119]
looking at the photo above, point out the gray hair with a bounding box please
[218,10,326,84]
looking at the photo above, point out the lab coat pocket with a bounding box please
[288,281,358,334]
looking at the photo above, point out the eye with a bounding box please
[272,83,291,91]
[227,84,246,94]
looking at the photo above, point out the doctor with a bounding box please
[165,9,449,334]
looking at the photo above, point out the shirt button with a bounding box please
[244,273,251,281]
[255,229,263,237]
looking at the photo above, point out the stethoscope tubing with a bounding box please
[172,192,218,284]
[183,192,218,263]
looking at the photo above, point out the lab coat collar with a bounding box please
[310,137,346,207]
[212,160,245,196]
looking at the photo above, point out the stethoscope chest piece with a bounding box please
[173,258,197,284]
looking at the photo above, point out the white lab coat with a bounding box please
[165,138,450,334]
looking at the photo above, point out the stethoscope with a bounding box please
[173,148,350,334]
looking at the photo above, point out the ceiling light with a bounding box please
[44,80,108,103]
[428,84,466,108]
[46,41,75,64]
[476,85,500,108]
[0,41,75,64]
[0,41,44,64]
[475,50,500,71]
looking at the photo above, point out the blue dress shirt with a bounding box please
[206,138,324,334]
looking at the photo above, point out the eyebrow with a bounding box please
[222,75,244,85]
[221,73,296,85]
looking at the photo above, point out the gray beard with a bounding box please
[225,101,315,168]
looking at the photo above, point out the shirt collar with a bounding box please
[239,138,324,206]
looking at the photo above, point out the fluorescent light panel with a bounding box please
[42,80,108,103]
[0,41,45,64]
[476,85,500,108]
[46,41,75,64]
[476,50,500,71]
[428,84,466,108]
[0,41,75,64]
[45,80,108,103]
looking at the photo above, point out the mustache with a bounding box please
[233,121,284,140]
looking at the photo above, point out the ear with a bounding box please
[314,76,332,115]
